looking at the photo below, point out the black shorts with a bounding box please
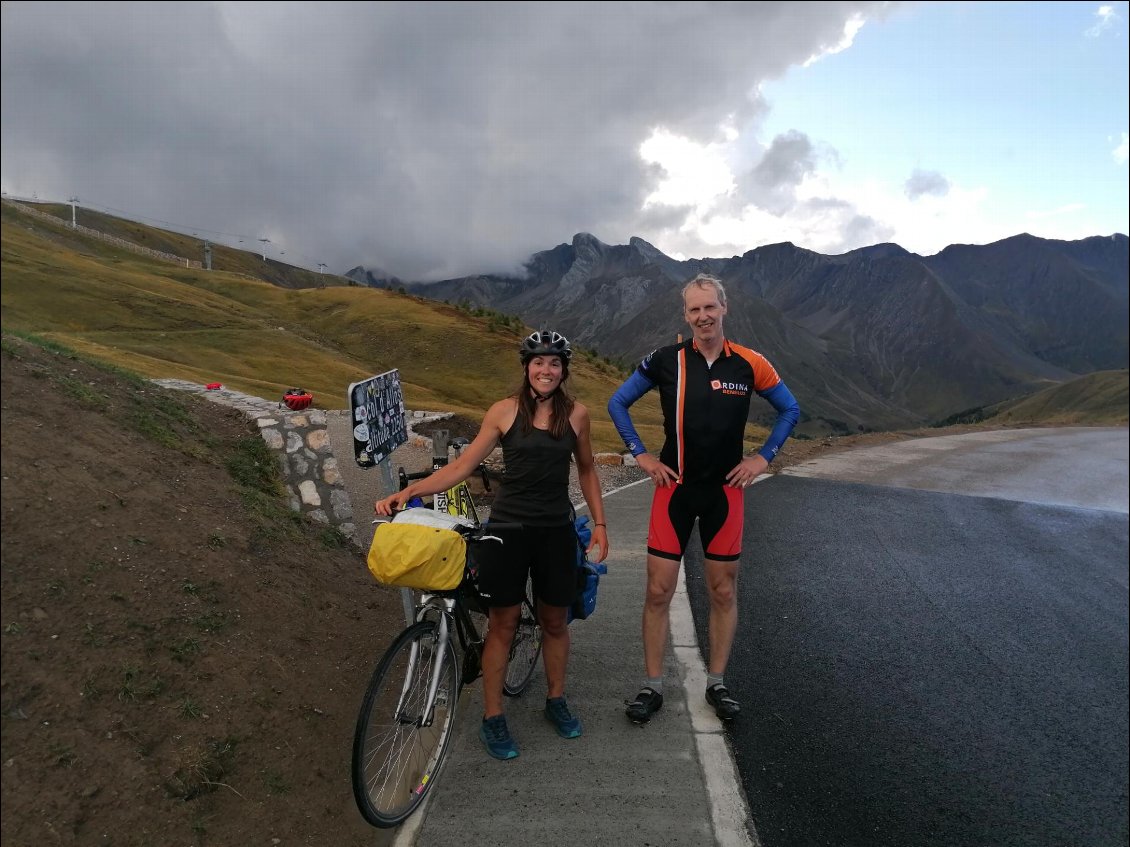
[473,522,579,608]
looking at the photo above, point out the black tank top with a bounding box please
[489,421,576,526]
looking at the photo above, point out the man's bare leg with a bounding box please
[627,554,681,722]
[703,558,738,675]
[642,554,681,677]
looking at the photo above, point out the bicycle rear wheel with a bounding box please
[352,620,459,828]
[503,576,542,697]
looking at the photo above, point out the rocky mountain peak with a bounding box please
[403,229,1127,434]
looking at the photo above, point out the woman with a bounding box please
[375,330,609,760]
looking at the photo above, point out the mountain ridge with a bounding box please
[5,197,1124,438]
[363,230,1128,434]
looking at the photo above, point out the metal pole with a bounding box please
[374,458,416,626]
[431,430,449,468]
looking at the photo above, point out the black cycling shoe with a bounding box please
[625,687,663,724]
[705,684,740,720]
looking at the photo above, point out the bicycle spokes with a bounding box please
[352,621,459,828]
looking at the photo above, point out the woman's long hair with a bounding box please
[513,361,575,440]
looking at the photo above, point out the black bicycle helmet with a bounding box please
[519,330,572,363]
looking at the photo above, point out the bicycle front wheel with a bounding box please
[352,620,460,828]
[503,577,542,697]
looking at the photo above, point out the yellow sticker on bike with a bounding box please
[367,521,467,590]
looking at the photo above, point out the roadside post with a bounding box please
[347,369,414,625]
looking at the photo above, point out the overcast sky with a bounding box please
[2,1,1127,280]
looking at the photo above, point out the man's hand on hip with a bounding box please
[726,455,769,489]
[636,453,679,488]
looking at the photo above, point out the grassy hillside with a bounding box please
[931,368,1128,428]
[20,201,348,290]
[1,200,665,454]
[987,369,1129,425]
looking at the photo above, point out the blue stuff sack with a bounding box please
[568,516,607,623]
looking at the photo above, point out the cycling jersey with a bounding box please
[608,338,800,484]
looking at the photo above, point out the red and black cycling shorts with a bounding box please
[647,482,743,562]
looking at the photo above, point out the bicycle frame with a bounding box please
[398,433,489,524]
[395,585,483,729]
[434,480,479,523]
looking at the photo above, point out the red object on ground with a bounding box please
[205,382,223,390]
[282,389,313,411]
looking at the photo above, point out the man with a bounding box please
[608,273,799,723]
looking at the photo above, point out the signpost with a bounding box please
[348,369,413,623]
[348,368,408,471]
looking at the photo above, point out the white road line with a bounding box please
[671,571,758,847]
[619,474,765,847]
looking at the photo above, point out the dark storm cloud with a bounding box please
[1,1,893,280]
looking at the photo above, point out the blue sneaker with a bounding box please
[479,714,519,760]
[544,696,583,739]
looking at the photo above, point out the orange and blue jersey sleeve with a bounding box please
[756,380,800,463]
[608,369,655,457]
[730,344,799,463]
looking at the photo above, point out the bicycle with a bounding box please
[351,441,543,829]
[396,434,541,698]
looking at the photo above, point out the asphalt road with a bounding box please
[684,427,1130,847]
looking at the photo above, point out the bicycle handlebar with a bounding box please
[372,514,523,538]
[397,463,496,490]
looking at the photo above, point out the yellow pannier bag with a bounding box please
[367,510,470,590]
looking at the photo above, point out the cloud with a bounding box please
[640,130,735,211]
[1114,132,1130,165]
[802,12,868,67]
[904,169,951,200]
[1085,4,1122,37]
[1,1,897,280]
[739,130,820,215]
[12,3,1117,277]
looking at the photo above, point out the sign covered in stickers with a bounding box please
[348,369,407,468]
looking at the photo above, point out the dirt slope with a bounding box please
[0,335,404,846]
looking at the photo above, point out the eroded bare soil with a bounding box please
[1,337,404,846]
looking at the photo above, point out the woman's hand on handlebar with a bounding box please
[374,492,410,516]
